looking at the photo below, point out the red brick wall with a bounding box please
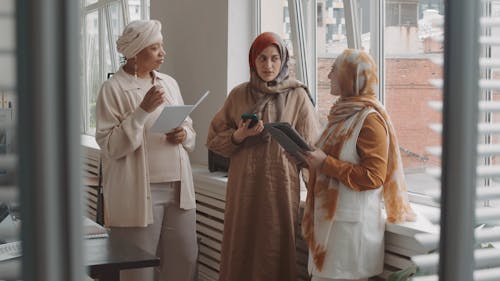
[316,57,443,170]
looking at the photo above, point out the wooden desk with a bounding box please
[0,237,159,281]
[86,237,160,281]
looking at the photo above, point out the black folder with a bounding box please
[264,122,313,162]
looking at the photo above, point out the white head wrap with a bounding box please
[116,20,163,59]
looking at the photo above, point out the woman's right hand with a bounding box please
[298,148,327,170]
[232,119,264,144]
[140,85,166,113]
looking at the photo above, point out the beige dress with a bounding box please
[207,82,320,281]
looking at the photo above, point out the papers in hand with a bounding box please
[264,122,313,162]
[151,90,210,133]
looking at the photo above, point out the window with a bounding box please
[260,0,316,104]
[384,1,444,199]
[313,0,445,202]
[387,1,419,27]
[0,1,20,279]
[412,2,500,280]
[317,0,348,121]
[81,0,149,135]
[260,0,445,205]
[482,1,500,210]
[260,0,296,79]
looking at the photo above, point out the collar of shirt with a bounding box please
[114,67,164,91]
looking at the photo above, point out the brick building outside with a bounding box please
[314,58,443,171]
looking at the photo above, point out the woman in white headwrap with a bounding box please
[95,20,198,281]
[290,49,416,281]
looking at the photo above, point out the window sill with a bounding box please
[191,164,439,238]
[385,203,439,237]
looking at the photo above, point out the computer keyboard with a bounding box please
[0,241,21,262]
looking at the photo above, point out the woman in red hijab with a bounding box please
[207,32,321,281]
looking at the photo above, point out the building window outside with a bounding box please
[484,2,500,209]
[387,2,418,27]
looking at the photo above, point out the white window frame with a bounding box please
[282,0,444,208]
[258,0,317,105]
[80,0,149,135]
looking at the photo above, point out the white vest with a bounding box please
[309,108,386,279]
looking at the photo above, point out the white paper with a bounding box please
[150,105,193,133]
[150,90,210,133]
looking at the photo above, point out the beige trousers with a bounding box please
[110,182,198,281]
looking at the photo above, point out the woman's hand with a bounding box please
[140,85,165,113]
[166,127,186,144]
[232,119,264,144]
[299,149,328,170]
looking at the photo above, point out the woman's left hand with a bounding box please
[299,149,327,170]
[166,127,186,144]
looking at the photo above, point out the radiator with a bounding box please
[193,166,425,281]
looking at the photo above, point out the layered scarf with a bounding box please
[302,49,416,271]
[247,32,310,122]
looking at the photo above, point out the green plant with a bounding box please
[386,265,417,281]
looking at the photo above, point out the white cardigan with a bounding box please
[95,67,196,227]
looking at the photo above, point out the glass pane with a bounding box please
[85,0,98,6]
[108,2,125,74]
[484,1,500,208]
[384,1,444,194]
[0,18,14,50]
[103,20,112,82]
[359,0,372,53]
[260,0,297,79]
[129,0,142,21]
[316,0,349,123]
[145,0,150,19]
[0,1,20,279]
[85,11,100,132]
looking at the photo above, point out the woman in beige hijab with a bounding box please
[95,20,197,281]
[207,32,321,281]
[294,49,415,281]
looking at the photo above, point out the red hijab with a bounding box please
[248,32,290,84]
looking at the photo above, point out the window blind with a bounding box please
[412,1,500,280]
[15,0,84,280]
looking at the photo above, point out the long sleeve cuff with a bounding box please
[132,107,149,127]
[320,155,344,179]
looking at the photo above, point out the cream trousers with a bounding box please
[110,182,198,281]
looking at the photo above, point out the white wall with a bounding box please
[151,0,253,165]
